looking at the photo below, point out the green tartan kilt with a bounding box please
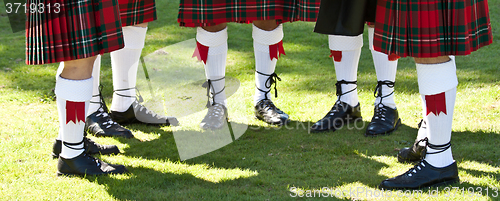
[26,0,124,65]
[178,0,321,27]
[373,0,493,57]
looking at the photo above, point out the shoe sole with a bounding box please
[255,116,290,126]
[379,177,460,190]
[310,116,363,133]
[364,118,401,137]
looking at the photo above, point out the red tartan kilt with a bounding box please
[26,0,124,65]
[118,0,157,27]
[373,0,493,57]
[178,0,321,27]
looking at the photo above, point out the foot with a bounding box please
[57,152,127,176]
[255,99,290,125]
[310,101,362,132]
[365,104,401,136]
[379,160,459,190]
[200,103,228,130]
[52,137,121,159]
[110,99,179,126]
[398,119,427,163]
[86,108,134,139]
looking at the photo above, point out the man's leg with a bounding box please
[109,23,178,126]
[56,56,127,176]
[310,34,363,132]
[365,25,401,136]
[252,20,290,125]
[53,60,122,157]
[82,55,134,139]
[379,56,459,189]
[196,23,229,130]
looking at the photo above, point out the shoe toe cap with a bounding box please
[167,117,179,126]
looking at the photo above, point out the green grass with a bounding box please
[1,0,500,200]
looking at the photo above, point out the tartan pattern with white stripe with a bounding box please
[178,0,321,27]
[26,0,124,65]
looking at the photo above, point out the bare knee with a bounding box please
[202,23,228,32]
[414,56,451,64]
[253,20,279,31]
[61,56,97,80]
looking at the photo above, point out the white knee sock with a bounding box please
[253,24,284,105]
[196,27,228,106]
[368,27,398,109]
[416,59,458,168]
[328,34,363,107]
[110,26,148,112]
[55,76,93,159]
[88,55,102,115]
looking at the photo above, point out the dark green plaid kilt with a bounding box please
[26,0,124,65]
[118,0,157,26]
[178,0,321,27]
[373,0,493,57]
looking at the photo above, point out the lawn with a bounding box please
[1,0,499,200]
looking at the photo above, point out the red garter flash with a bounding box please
[329,50,342,62]
[66,101,86,124]
[269,41,285,60]
[193,41,209,64]
[425,92,447,116]
[388,53,400,61]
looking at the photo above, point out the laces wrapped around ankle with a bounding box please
[416,137,451,155]
[62,139,85,151]
[255,71,281,99]
[202,77,225,108]
[328,80,357,116]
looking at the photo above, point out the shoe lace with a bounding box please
[115,87,161,118]
[406,161,426,177]
[372,104,388,121]
[91,85,119,129]
[206,103,226,119]
[202,77,225,108]
[372,80,395,121]
[406,137,452,177]
[328,80,357,116]
[255,71,281,99]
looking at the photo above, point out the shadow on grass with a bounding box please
[89,119,500,200]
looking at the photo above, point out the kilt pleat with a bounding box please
[118,0,157,27]
[178,0,321,27]
[373,0,493,57]
[26,0,124,65]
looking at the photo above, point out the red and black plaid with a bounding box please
[26,0,124,65]
[373,0,493,58]
[118,0,157,27]
[178,0,321,27]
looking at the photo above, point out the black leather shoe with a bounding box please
[111,99,179,126]
[379,160,459,190]
[365,104,401,136]
[255,99,290,125]
[57,152,127,176]
[310,101,362,132]
[398,120,427,163]
[86,108,134,139]
[52,138,121,159]
[200,103,228,130]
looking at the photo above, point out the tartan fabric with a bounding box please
[26,0,124,65]
[118,0,157,26]
[373,0,493,57]
[178,0,321,27]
